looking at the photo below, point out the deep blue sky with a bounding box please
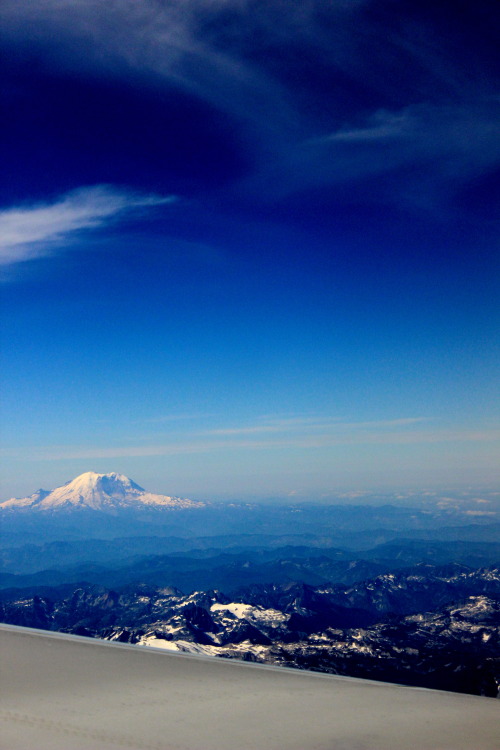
[1,0,499,500]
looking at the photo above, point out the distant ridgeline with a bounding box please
[2,472,499,547]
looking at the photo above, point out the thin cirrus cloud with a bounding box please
[0,185,176,268]
[322,110,413,143]
[140,413,216,425]
[3,0,498,207]
[0,0,295,138]
[264,101,500,208]
[3,426,499,462]
[206,416,430,436]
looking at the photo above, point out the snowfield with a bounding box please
[211,601,289,624]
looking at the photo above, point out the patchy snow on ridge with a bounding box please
[0,488,50,509]
[211,602,289,625]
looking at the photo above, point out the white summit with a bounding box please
[1,472,201,512]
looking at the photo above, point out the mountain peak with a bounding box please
[1,472,202,512]
[63,471,145,496]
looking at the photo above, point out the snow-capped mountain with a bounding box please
[0,472,202,512]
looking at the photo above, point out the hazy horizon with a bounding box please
[3,468,500,509]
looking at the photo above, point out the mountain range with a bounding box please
[2,565,498,697]
[1,471,499,698]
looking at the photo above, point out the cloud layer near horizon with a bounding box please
[2,415,498,463]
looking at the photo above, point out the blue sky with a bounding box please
[1,0,499,500]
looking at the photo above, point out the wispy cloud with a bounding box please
[140,413,216,425]
[2,426,498,462]
[0,0,296,140]
[257,100,500,210]
[323,110,413,143]
[1,1,498,211]
[206,416,429,436]
[0,185,176,267]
